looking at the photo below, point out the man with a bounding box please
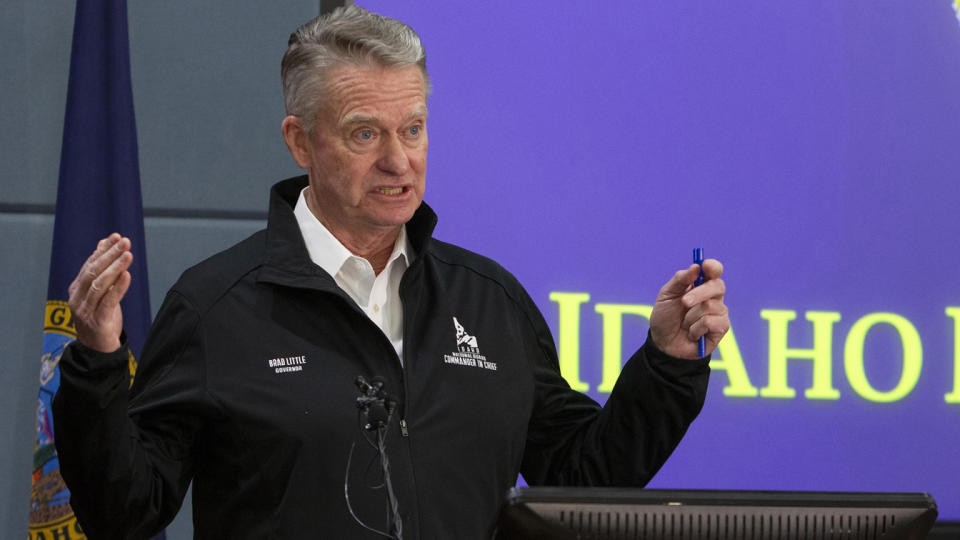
[53,6,729,539]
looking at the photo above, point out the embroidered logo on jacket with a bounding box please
[454,317,478,351]
[444,317,497,371]
[267,355,307,374]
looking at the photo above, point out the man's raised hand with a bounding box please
[649,259,729,359]
[67,233,133,353]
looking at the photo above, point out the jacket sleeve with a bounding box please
[53,291,220,539]
[519,290,710,487]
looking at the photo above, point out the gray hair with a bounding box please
[281,5,431,132]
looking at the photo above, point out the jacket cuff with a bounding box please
[641,330,711,380]
[62,333,130,373]
[57,333,131,411]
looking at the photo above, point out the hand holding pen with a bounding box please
[648,249,729,360]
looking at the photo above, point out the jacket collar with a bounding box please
[258,175,438,289]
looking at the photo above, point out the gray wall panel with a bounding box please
[164,486,194,539]
[130,2,313,212]
[0,4,73,205]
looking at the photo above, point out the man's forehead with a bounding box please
[326,64,426,99]
[321,66,427,125]
[324,65,428,125]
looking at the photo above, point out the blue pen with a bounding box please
[693,248,706,357]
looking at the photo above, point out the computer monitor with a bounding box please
[494,487,938,539]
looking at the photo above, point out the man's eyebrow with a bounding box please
[341,113,380,126]
[405,108,428,121]
[341,108,428,127]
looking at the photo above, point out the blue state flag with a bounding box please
[29,0,161,538]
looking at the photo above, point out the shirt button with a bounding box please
[373,304,380,313]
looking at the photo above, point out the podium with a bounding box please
[493,487,937,539]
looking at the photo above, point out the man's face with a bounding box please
[295,65,428,240]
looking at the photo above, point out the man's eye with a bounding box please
[355,129,374,141]
[406,125,421,137]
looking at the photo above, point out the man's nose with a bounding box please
[376,135,409,176]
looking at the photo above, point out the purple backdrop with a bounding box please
[361,0,960,519]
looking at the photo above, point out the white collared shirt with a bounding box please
[293,188,413,363]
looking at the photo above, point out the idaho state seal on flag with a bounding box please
[29,301,79,539]
[30,302,140,539]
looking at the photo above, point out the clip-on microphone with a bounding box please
[355,375,396,431]
[346,375,403,540]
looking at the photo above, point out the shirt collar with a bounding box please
[293,187,413,278]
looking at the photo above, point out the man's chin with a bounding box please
[366,209,418,230]
[371,200,420,225]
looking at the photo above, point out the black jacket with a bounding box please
[53,176,710,539]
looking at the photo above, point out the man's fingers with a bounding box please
[659,264,700,297]
[88,250,133,304]
[100,270,132,311]
[682,277,726,308]
[71,240,133,322]
[688,313,731,343]
[72,235,117,299]
[82,234,122,274]
[680,298,728,330]
[75,235,131,291]
[701,258,723,280]
[661,259,724,299]
[87,233,119,264]
[95,233,121,256]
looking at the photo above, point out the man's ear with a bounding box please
[281,115,312,169]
